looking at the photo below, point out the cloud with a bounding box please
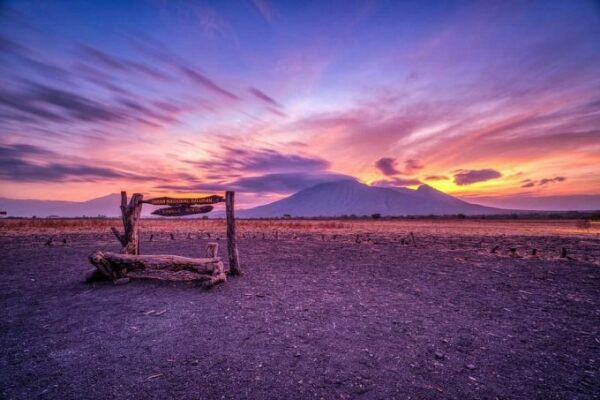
[0,143,162,182]
[267,106,287,117]
[81,46,172,81]
[374,157,400,176]
[404,159,424,174]
[375,157,424,176]
[425,175,448,181]
[249,87,282,108]
[454,169,502,185]
[231,172,352,193]
[521,176,566,188]
[0,79,186,128]
[0,82,123,124]
[158,172,353,194]
[189,146,329,175]
[173,146,341,194]
[521,180,535,188]
[539,176,566,186]
[0,144,172,182]
[371,177,422,188]
[179,65,239,100]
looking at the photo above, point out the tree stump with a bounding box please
[111,191,143,255]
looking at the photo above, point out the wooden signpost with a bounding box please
[90,190,242,287]
[151,205,213,217]
[143,195,224,206]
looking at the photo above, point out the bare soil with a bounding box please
[1,221,599,399]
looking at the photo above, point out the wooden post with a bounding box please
[206,242,218,258]
[225,191,242,275]
[111,191,143,255]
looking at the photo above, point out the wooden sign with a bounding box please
[143,195,224,206]
[152,205,213,217]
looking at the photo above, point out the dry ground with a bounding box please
[1,219,599,399]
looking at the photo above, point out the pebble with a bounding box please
[434,351,445,360]
[466,364,476,370]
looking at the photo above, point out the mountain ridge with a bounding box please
[238,180,504,218]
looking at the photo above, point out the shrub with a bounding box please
[576,219,592,230]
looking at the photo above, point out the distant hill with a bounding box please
[0,194,222,218]
[239,180,506,218]
[0,194,124,218]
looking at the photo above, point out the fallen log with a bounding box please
[88,250,226,286]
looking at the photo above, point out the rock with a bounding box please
[434,351,445,360]
[466,364,476,370]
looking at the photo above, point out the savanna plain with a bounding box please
[1,218,599,399]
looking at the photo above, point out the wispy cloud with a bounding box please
[521,176,566,188]
[250,0,274,23]
[0,143,157,182]
[454,169,502,186]
[158,172,352,194]
[179,66,240,101]
[371,177,422,188]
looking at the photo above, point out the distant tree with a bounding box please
[457,213,466,219]
[283,214,291,219]
[371,213,381,219]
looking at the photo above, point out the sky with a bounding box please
[0,0,599,210]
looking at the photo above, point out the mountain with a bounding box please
[0,194,124,218]
[0,181,514,218]
[239,180,504,218]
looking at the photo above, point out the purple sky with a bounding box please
[0,0,599,210]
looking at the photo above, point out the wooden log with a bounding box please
[88,251,226,286]
[90,251,221,274]
[226,191,242,276]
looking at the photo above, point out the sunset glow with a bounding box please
[1,1,599,210]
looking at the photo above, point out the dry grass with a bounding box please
[1,218,599,237]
